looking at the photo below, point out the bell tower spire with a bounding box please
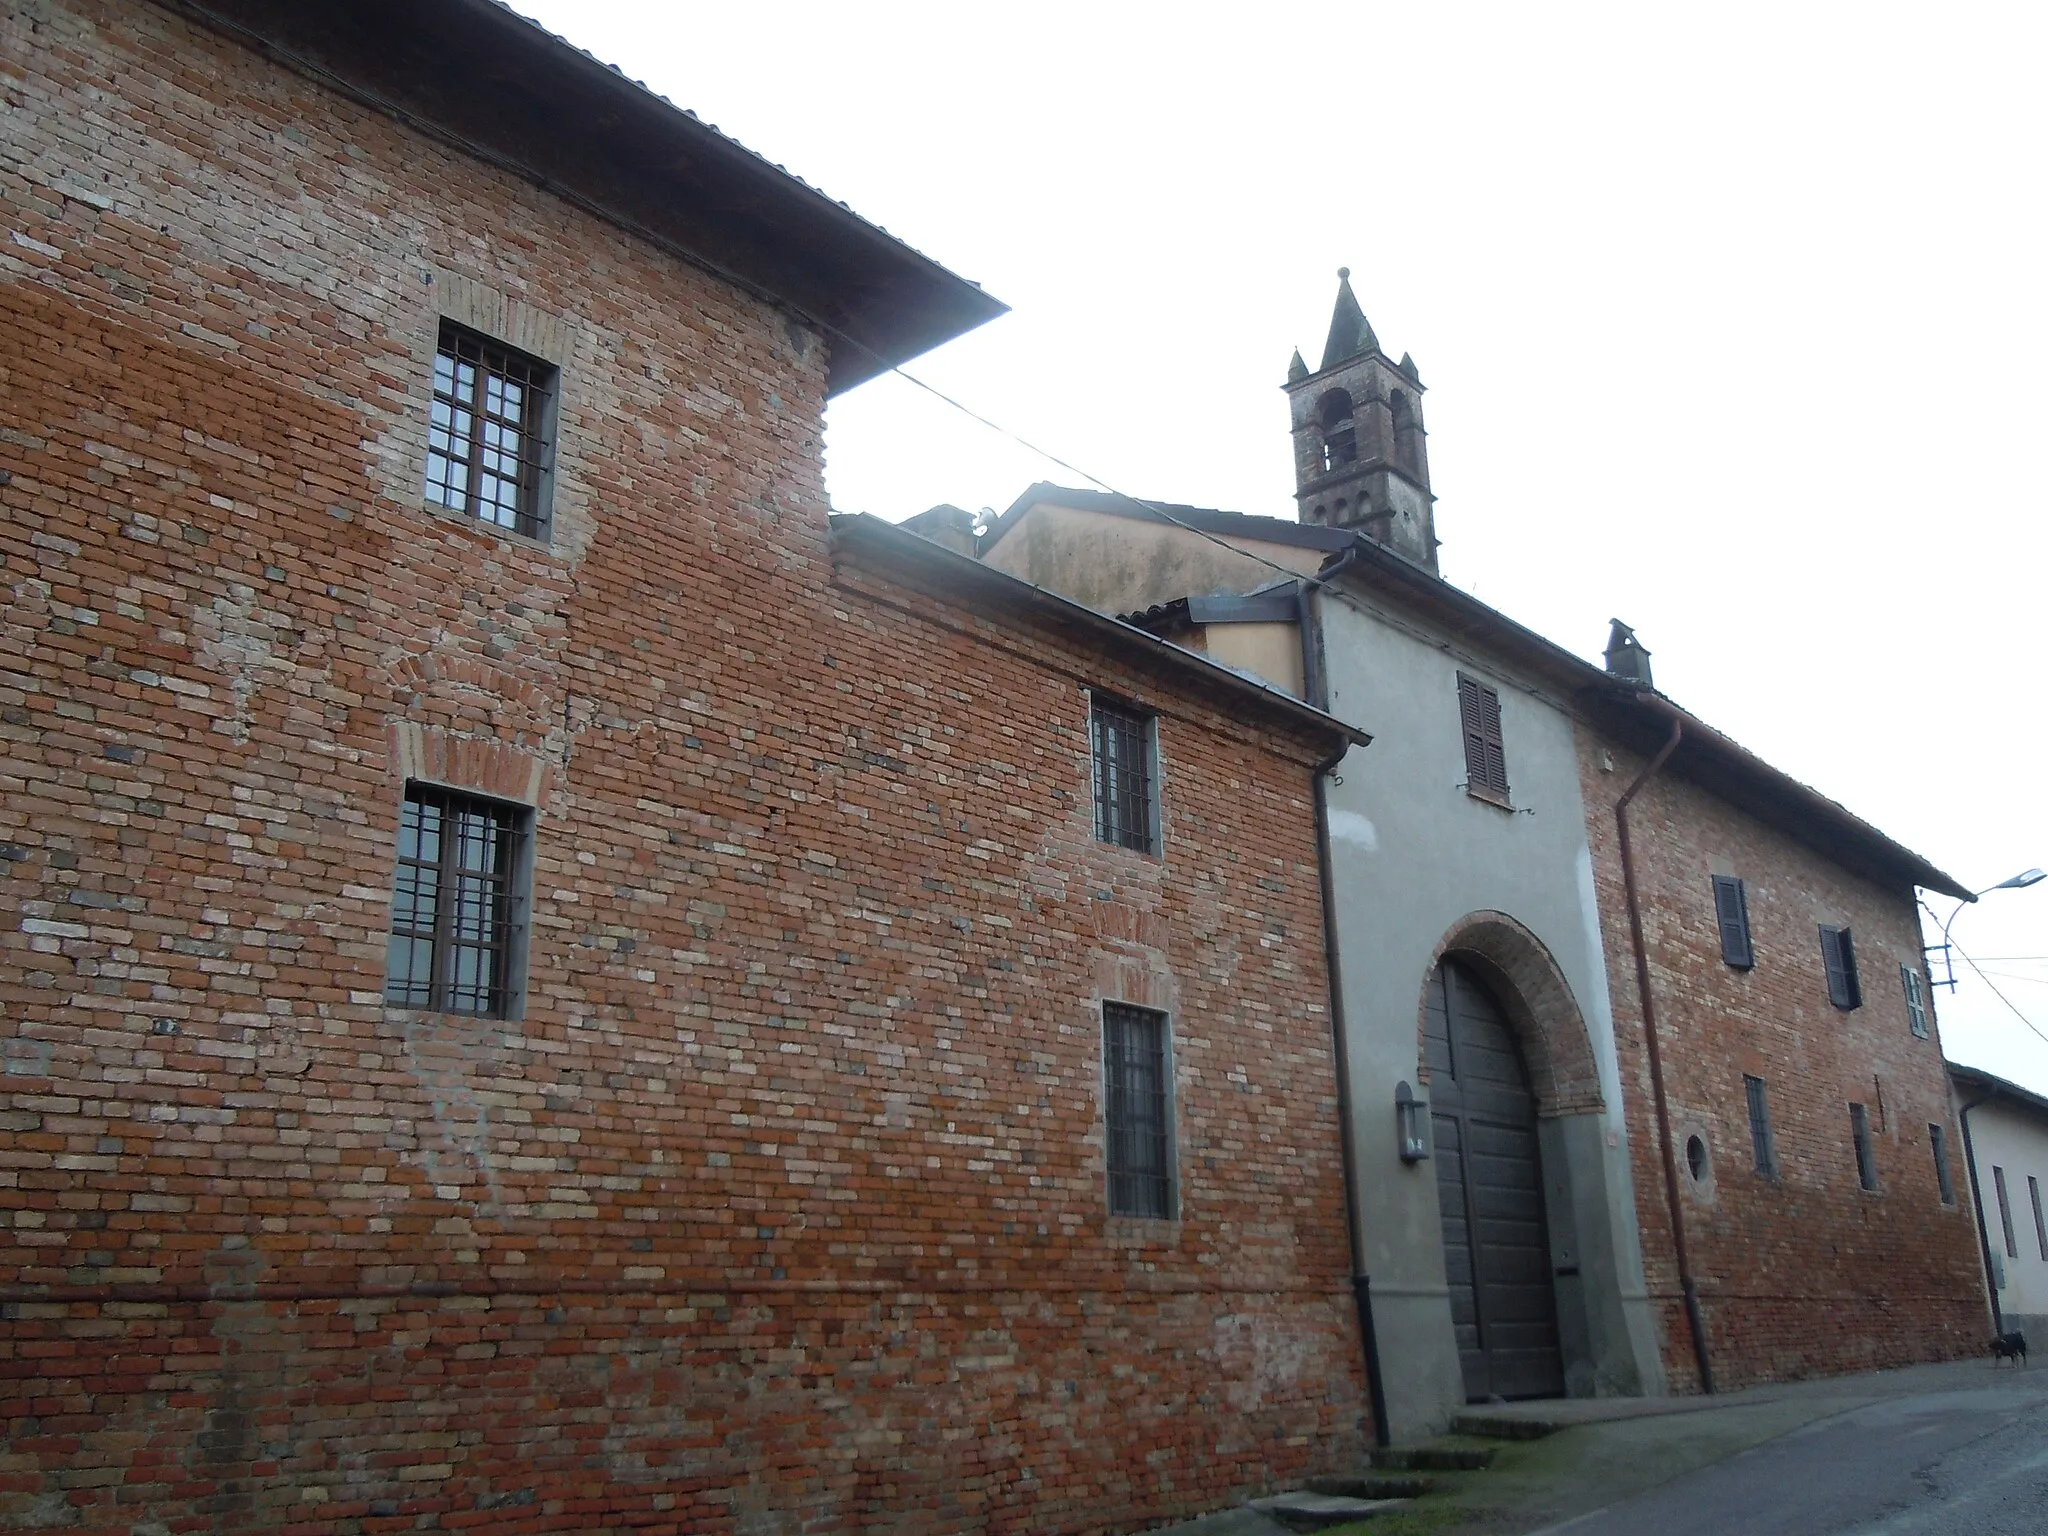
[1284,269,1438,572]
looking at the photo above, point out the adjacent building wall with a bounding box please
[981,499,1324,615]
[1578,738,1983,1389]
[0,3,1362,1529]
[1956,1095,2048,1344]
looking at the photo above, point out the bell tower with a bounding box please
[1285,269,1437,572]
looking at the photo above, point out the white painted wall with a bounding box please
[1315,586,1662,1431]
[1965,1096,2048,1336]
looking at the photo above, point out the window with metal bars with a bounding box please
[1745,1074,1777,1178]
[1712,876,1754,969]
[1850,1102,1878,1192]
[426,320,556,539]
[1456,673,1509,804]
[384,784,528,1017]
[1819,925,1861,1010]
[1103,1002,1173,1219]
[1930,1123,1955,1205]
[1091,697,1157,853]
[1900,963,1930,1039]
[1994,1165,2018,1257]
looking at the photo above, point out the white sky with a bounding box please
[516,1,2048,1092]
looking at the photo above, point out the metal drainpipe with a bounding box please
[1613,707,1716,1394]
[1298,581,1392,1447]
[1956,1087,2003,1335]
[1313,745,1391,1447]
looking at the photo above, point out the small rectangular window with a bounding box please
[1745,1074,1777,1178]
[1456,674,1509,804]
[1994,1165,2018,1258]
[1103,1002,1174,1219]
[1713,876,1754,969]
[2031,1175,2047,1260]
[1929,1124,1955,1206]
[1850,1103,1878,1192]
[385,784,529,1018]
[1820,925,1862,1010]
[1091,698,1157,853]
[426,320,557,539]
[1900,963,1930,1039]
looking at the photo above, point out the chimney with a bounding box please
[1604,620,1654,688]
[899,503,981,557]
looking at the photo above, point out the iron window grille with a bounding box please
[1103,1001,1173,1219]
[1456,673,1509,805]
[1819,925,1862,1010]
[385,784,526,1017]
[1930,1123,1955,1206]
[1994,1165,2018,1257]
[426,320,556,539]
[1850,1103,1878,1192]
[1712,876,1754,969]
[1900,963,1930,1039]
[1091,698,1157,854]
[1745,1074,1777,1178]
[2031,1175,2047,1260]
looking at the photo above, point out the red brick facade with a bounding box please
[0,3,1364,1529]
[1580,736,1985,1391]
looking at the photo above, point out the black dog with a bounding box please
[1992,1330,2028,1366]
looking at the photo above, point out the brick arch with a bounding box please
[1416,911,1605,1118]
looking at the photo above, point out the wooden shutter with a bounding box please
[1712,876,1753,969]
[1820,925,1861,1010]
[1457,674,1508,800]
[1900,963,1929,1038]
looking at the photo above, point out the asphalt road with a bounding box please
[1533,1373,2048,1536]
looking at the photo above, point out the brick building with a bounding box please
[0,2,1372,1529]
[973,274,1988,1423]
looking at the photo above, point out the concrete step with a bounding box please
[1246,1491,1411,1531]
[1369,1443,1496,1471]
[1451,1411,1565,1441]
[1304,1473,1436,1499]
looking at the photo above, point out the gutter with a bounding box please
[1310,734,1390,1448]
[1613,702,1716,1394]
[1955,1083,2003,1336]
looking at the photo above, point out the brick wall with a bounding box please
[0,2,1364,1528]
[1579,734,1985,1391]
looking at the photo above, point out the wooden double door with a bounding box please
[1426,959,1566,1401]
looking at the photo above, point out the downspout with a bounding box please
[1613,706,1716,1394]
[1956,1085,2003,1335]
[1314,744,1390,1447]
[1300,580,1392,1448]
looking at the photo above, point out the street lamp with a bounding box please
[1930,868,2046,990]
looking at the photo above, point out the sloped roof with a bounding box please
[156,0,1006,393]
[990,485,1968,900]
[830,514,1369,755]
[979,482,1355,556]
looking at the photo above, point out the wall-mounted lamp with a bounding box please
[1929,868,2045,990]
[1395,1081,1430,1163]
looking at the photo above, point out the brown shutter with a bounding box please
[1457,674,1509,799]
[1820,925,1861,1010]
[1712,876,1753,969]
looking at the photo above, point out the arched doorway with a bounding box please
[1426,958,1565,1401]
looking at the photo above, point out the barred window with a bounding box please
[1091,697,1157,854]
[385,785,528,1017]
[426,320,555,539]
[1104,1002,1174,1219]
